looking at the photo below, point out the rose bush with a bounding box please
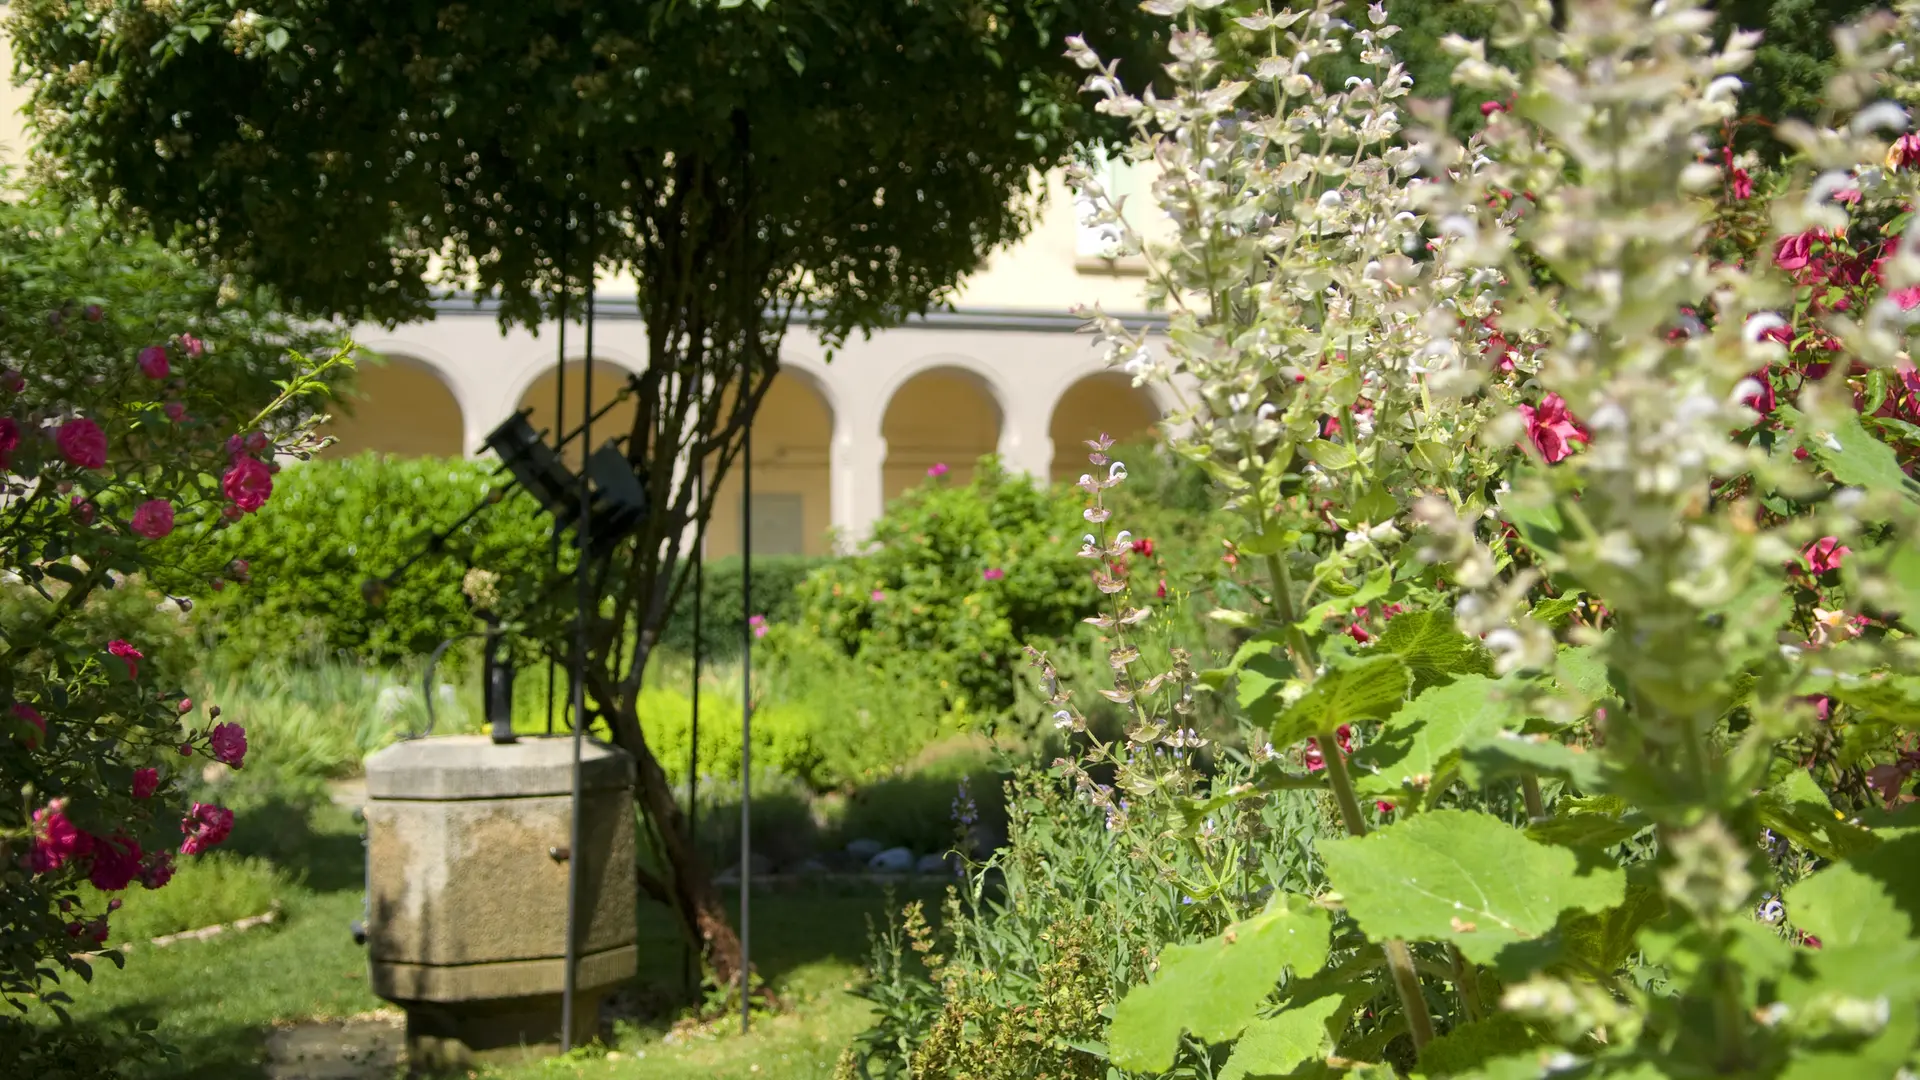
[0,189,351,1070]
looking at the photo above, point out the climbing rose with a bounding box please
[180,803,235,855]
[12,703,44,746]
[164,402,188,423]
[108,639,144,680]
[137,345,170,380]
[70,496,96,525]
[0,416,17,468]
[222,456,273,513]
[179,333,204,358]
[1517,393,1590,463]
[88,836,143,892]
[1730,167,1753,201]
[1741,368,1777,415]
[55,417,107,469]
[130,499,175,539]
[132,768,160,799]
[1803,536,1851,574]
[139,851,175,889]
[1774,230,1826,272]
[209,722,248,768]
[29,800,91,873]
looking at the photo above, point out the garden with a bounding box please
[11,0,1920,1078]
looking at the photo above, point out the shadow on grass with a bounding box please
[222,795,367,895]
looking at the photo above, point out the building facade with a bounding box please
[0,38,1170,558]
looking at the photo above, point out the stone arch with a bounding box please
[1046,370,1164,483]
[703,367,837,559]
[881,364,1005,503]
[318,353,465,458]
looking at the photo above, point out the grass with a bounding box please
[49,792,941,1079]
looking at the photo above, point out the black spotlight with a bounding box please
[481,412,650,557]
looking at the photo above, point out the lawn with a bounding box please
[53,793,940,1079]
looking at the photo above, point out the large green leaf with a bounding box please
[1756,768,1876,862]
[1218,994,1345,1080]
[1267,653,1411,746]
[1321,810,1626,965]
[1784,405,1920,502]
[1784,831,1920,946]
[1459,733,1605,792]
[1374,610,1494,694]
[1553,643,1614,705]
[1108,896,1333,1071]
[1556,872,1668,975]
[1825,673,1920,726]
[1418,1016,1544,1077]
[1351,675,1523,809]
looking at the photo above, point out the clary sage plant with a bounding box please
[1047,0,1920,1076]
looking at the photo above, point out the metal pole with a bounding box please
[686,468,703,995]
[740,418,752,1033]
[560,272,595,1053]
[547,294,567,736]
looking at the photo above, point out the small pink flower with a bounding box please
[108,639,144,680]
[244,431,270,454]
[1480,100,1507,117]
[926,462,949,478]
[130,499,175,539]
[223,456,273,513]
[1774,230,1827,272]
[1889,133,1920,172]
[230,559,251,580]
[1803,536,1850,574]
[29,800,91,874]
[55,417,107,470]
[208,722,248,768]
[1730,167,1753,201]
[178,334,204,358]
[1895,286,1920,311]
[132,768,160,799]
[12,703,45,747]
[870,590,886,602]
[70,496,96,525]
[1375,800,1396,814]
[87,835,143,892]
[179,744,193,756]
[1156,579,1168,599]
[748,614,769,640]
[137,345,170,380]
[0,416,18,469]
[225,433,246,459]
[1347,623,1373,644]
[982,567,1004,581]
[180,803,235,855]
[1517,393,1590,463]
[164,402,188,423]
[1834,188,1862,206]
[139,850,175,889]
[1130,537,1155,557]
[1742,368,1777,415]
[179,698,193,713]
[84,305,102,322]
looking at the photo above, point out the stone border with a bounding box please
[77,902,282,958]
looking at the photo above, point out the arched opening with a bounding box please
[515,360,641,470]
[882,367,1003,503]
[318,355,464,458]
[705,371,835,558]
[1047,372,1162,483]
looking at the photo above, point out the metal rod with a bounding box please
[740,416,752,1033]
[548,289,567,736]
[560,272,595,1053]
[686,467,703,996]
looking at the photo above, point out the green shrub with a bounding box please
[777,456,1091,718]
[657,554,829,662]
[198,454,555,665]
[76,853,287,945]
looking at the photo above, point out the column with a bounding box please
[831,411,887,554]
[995,376,1057,482]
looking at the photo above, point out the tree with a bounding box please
[8,0,1161,989]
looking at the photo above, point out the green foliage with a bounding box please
[75,854,287,945]
[780,457,1094,716]
[199,454,553,664]
[658,555,830,662]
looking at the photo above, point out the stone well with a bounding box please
[361,735,637,1069]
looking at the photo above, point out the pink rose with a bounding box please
[1741,368,1777,415]
[1803,536,1850,574]
[164,402,188,423]
[137,345,170,380]
[29,800,92,874]
[139,850,175,889]
[108,639,144,680]
[1517,393,1590,463]
[179,334,204,358]
[180,803,235,855]
[70,496,96,525]
[1774,230,1827,272]
[1480,100,1507,117]
[130,499,175,539]
[1889,134,1920,172]
[12,703,45,747]
[0,416,18,469]
[209,722,248,769]
[55,417,107,470]
[223,456,273,513]
[132,768,160,799]
[927,462,949,478]
[1730,167,1753,201]
[87,835,143,892]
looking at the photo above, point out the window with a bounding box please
[744,492,806,556]
[1074,154,1147,260]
